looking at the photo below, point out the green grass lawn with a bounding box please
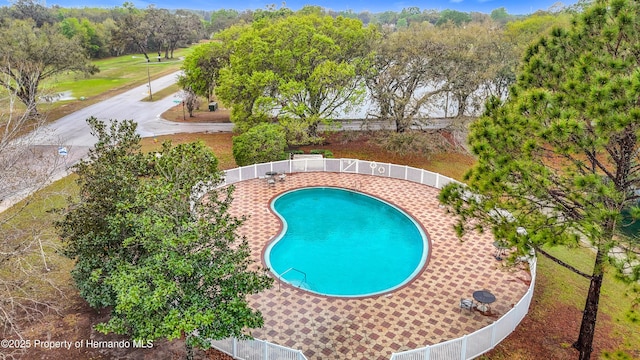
[539,245,640,357]
[0,47,194,123]
[48,47,193,101]
[142,83,182,102]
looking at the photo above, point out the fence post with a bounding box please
[491,322,497,348]
[263,340,268,359]
[232,337,237,357]
[460,335,467,360]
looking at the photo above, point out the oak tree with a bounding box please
[0,19,98,118]
[365,24,446,132]
[179,41,229,101]
[215,13,377,144]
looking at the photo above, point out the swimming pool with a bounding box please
[264,187,429,297]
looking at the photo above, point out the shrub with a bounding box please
[232,123,288,166]
[310,149,334,158]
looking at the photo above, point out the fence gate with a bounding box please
[340,159,358,173]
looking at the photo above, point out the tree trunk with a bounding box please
[456,93,468,118]
[572,245,606,360]
[16,91,39,119]
[307,121,319,138]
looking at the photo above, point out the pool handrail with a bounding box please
[277,267,308,291]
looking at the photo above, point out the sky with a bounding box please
[33,0,580,16]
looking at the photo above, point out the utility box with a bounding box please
[208,102,218,111]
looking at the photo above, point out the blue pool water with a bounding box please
[265,187,428,297]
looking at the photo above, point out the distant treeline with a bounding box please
[0,0,587,60]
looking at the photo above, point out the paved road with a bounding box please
[1,72,232,212]
[35,71,233,148]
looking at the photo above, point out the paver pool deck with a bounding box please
[228,172,531,360]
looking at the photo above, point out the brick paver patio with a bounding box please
[228,172,531,360]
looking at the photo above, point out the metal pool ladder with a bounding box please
[277,267,309,291]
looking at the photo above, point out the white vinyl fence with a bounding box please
[209,337,307,360]
[213,158,537,360]
[221,158,456,189]
[389,257,537,360]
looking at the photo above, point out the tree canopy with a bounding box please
[0,19,98,117]
[439,1,640,359]
[58,118,273,355]
[232,123,287,166]
[365,24,446,132]
[179,41,229,101]
[215,13,377,143]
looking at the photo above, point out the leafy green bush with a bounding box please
[310,149,334,158]
[232,123,288,166]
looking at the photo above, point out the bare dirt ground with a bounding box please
[7,108,630,360]
[483,275,619,360]
[162,102,232,123]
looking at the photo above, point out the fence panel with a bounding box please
[290,159,307,173]
[389,164,406,180]
[209,338,234,355]
[240,165,257,181]
[324,158,341,172]
[237,339,266,360]
[436,175,454,189]
[357,160,376,176]
[271,160,290,174]
[255,162,274,176]
[492,315,515,351]
[340,158,358,173]
[267,342,305,360]
[405,167,422,183]
[421,171,438,187]
[224,168,241,185]
[389,348,428,360]
[428,338,464,360]
[305,158,325,171]
[465,327,493,358]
